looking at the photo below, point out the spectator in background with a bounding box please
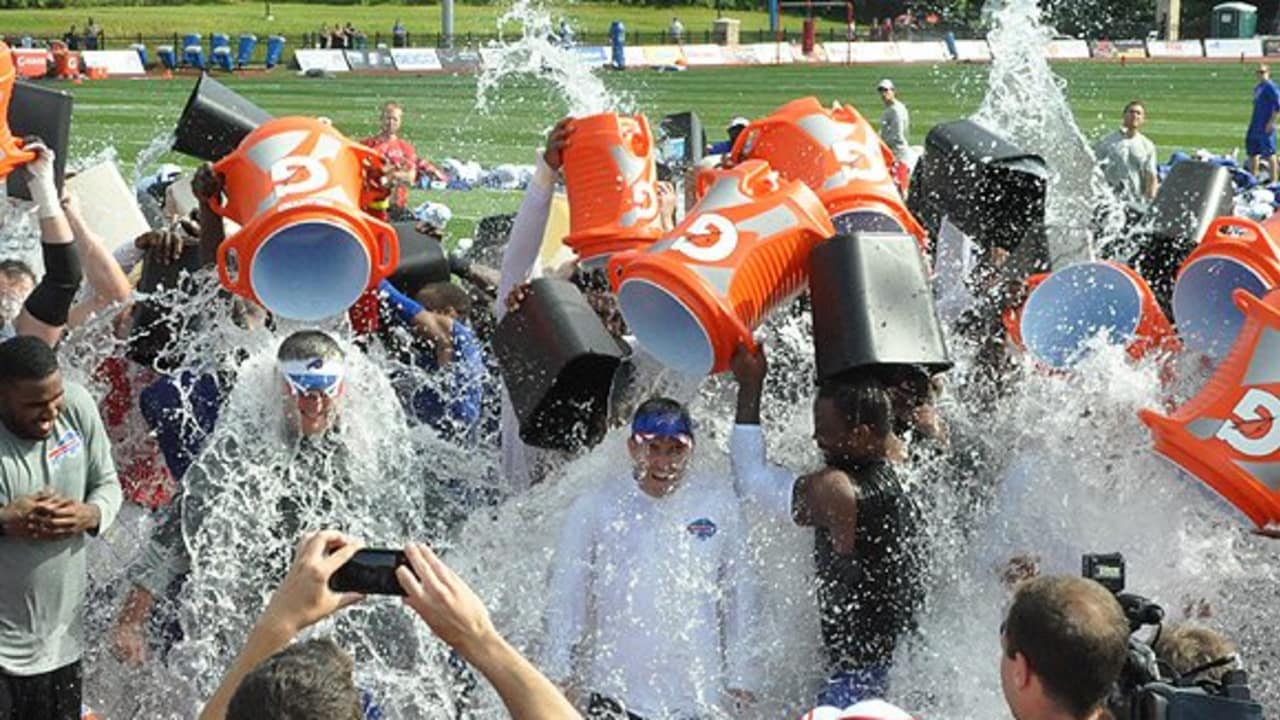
[392,18,408,48]
[708,116,750,156]
[669,16,684,43]
[330,25,346,51]
[1094,100,1159,204]
[1000,575,1129,720]
[876,78,911,164]
[362,101,418,221]
[1249,65,1280,181]
[197,531,582,720]
[84,18,100,51]
[0,335,122,720]
[317,24,331,49]
[63,25,80,51]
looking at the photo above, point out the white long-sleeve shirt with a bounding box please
[542,473,760,718]
[729,423,798,526]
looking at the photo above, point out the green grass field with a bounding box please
[55,61,1260,240]
[1,2,847,40]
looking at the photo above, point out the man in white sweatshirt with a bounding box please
[542,397,759,719]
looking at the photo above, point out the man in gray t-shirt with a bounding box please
[1094,100,1160,205]
[877,78,912,163]
[0,335,120,720]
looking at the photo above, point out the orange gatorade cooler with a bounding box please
[562,113,665,264]
[0,43,36,180]
[728,96,926,245]
[609,159,835,375]
[1140,287,1280,528]
[210,116,398,321]
[1173,216,1280,362]
[1016,261,1175,369]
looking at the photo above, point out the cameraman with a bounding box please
[1001,575,1130,720]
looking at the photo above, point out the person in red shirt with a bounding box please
[361,101,418,221]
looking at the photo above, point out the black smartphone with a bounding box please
[328,549,409,596]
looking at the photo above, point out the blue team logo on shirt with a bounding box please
[47,429,82,466]
[686,517,717,540]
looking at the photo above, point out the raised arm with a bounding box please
[727,343,799,525]
[13,142,81,346]
[63,190,133,329]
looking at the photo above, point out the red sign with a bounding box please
[12,49,49,78]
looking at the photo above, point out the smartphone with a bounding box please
[328,549,409,596]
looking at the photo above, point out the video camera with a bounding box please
[1082,553,1263,720]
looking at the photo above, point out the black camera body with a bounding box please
[1082,553,1265,720]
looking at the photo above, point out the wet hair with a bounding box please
[277,330,345,364]
[0,259,36,287]
[1003,575,1129,718]
[1124,100,1146,114]
[816,374,892,437]
[1154,623,1238,685]
[226,638,362,720]
[0,335,59,383]
[382,100,402,114]
[416,281,472,317]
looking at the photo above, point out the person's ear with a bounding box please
[1012,651,1032,689]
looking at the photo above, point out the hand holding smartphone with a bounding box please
[328,548,409,596]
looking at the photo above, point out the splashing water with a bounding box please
[475,0,626,118]
[973,0,1126,267]
[42,0,1280,717]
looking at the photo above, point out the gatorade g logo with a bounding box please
[248,130,346,209]
[1217,388,1280,457]
[672,213,737,263]
[631,180,659,221]
[271,155,330,199]
[832,131,889,183]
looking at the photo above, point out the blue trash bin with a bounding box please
[213,46,233,72]
[265,35,285,68]
[609,21,626,69]
[132,43,148,68]
[158,45,177,70]
[211,33,230,51]
[237,34,257,67]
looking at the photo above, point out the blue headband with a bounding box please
[631,409,693,441]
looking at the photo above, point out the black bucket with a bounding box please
[493,278,627,451]
[6,80,73,200]
[1131,161,1234,315]
[387,222,450,297]
[172,73,273,162]
[908,119,1048,254]
[808,233,952,381]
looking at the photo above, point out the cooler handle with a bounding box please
[367,220,400,286]
[350,141,390,209]
[1206,215,1278,253]
[206,155,241,218]
[216,230,253,298]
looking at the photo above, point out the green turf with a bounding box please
[1,2,847,41]
[57,61,1261,240]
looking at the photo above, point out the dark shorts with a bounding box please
[1247,129,1276,158]
[0,660,82,720]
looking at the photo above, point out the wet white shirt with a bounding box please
[542,472,759,718]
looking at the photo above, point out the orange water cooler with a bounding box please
[0,42,36,179]
[210,116,398,321]
[1172,216,1280,362]
[728,96,925,245]
[562,112,665,265]
[609,160,834,375]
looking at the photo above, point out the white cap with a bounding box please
[729,116,750,128]
[877,78,895,91]
[798,700,914,720]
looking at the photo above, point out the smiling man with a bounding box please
[0,335,121,720]
[542,397,759,719]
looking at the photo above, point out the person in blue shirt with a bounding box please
[1248,64,1280,181]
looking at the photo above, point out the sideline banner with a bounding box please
[1047,39,1091,59]
[1087,39,1143,59]
[81,50,146,76]
[642,45,686,66]
[847,41,902,63]
[1204,38,1263,58]
[623,45,649,67]
[12,48,50,78]
[571,45,609,67]
[344,49,395,71]
[390,47,443,71]
[439,48,485,72]
[295,49,350,73]
[953,39,992,61]
[1146,39,1203,58]
[682,44,726,66]
[1265,38,1280,57]
[898,40,949,62]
